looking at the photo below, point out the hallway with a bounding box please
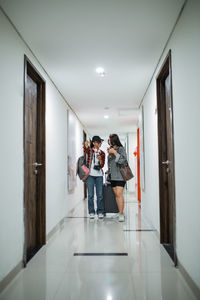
[1,0,200,298]
[0,194,196,300]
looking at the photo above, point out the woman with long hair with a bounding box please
[107,134,127,222]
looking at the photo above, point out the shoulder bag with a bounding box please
[120,163,134,181]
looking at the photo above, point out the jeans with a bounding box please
[86,175,104,214]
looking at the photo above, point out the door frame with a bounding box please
[23,55,46,266]
[156,50,177,265]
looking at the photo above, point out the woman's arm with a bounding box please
[107,146,127,165]
[115,147,127,165]
[100,151,105,168]
[97,151,105,168]
[83,140,91,154]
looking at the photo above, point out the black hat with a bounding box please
[91,136,104,143]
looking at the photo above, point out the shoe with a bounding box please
[118,214,125,222]
[113,213,119,218]
[89,214,95,219]
[98,213,104,219]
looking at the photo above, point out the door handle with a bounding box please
[33,162,43,167]
[162,160,170,165]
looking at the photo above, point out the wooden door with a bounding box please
[157,51,176,264]
[83,130,87,199]
[24,75,38,261]
[24,56,46,264]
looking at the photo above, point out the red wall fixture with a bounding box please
[134,128,141,202]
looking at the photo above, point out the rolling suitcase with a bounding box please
[103,183,119,213]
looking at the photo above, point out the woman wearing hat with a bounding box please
[84,136,105,219]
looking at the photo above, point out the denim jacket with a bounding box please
[108,146,127,181]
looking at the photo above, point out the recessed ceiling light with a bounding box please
[104,115,109,119]
[96,67,104,74]
[96,67,106,77]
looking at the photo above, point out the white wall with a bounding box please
[141,0,200,289]
[127,133,137,193]
[0,9,84,281]
[46,83,68,235]
[0,10,24,281]
[67,110,84,213]
[140,87,160,231]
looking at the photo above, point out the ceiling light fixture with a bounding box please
[96,67,106,77]
[104,115,109,119]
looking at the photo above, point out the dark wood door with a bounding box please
[83,130,87,199]
[164,74,174,249]
[24,56,46,264]
[24,75,38,261]
[157,51,176,264]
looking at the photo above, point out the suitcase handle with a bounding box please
[104,173,111,185]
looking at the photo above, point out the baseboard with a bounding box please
[142,212,160,238]
[143,214,199,298]
[0,215,72,294]
[66,198,85,217]
[154,229,160,240]
[67,206,76,216]
[177,259,200,299]
[46,217,65,241]
[0,261,23,294]
[145,224,199,298]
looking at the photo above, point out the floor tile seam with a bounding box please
[72,254,129,258]
[62,269,177,275]
[23,268,69,274]
[126,251,171,256]
[34,250,77,255]
[65,217,88,219]
[123,230,157,232]
[130,270,178,274]
[126,252,172,257]
[128,250,175,261]
[72,250,128,253]
[63,270,134,274]
[73,254,129,256]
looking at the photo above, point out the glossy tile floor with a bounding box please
[0,193,197,300]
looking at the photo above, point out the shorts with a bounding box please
[110,180,126,188]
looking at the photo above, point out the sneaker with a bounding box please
[118,214,125,222]
[113,213,119,218]
[89,214,95,219]
[98,213,104,219]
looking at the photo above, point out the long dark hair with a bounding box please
[90,140,94,148]
[109,134,123,147]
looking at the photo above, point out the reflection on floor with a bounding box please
[0,193,197,300]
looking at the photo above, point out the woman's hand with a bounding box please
[96,155,102,161]
[84,140,90,148]
[107,147,118,156]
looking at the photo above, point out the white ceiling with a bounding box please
[0,0,184,135]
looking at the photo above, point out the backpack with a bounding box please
[76,156,90,181]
